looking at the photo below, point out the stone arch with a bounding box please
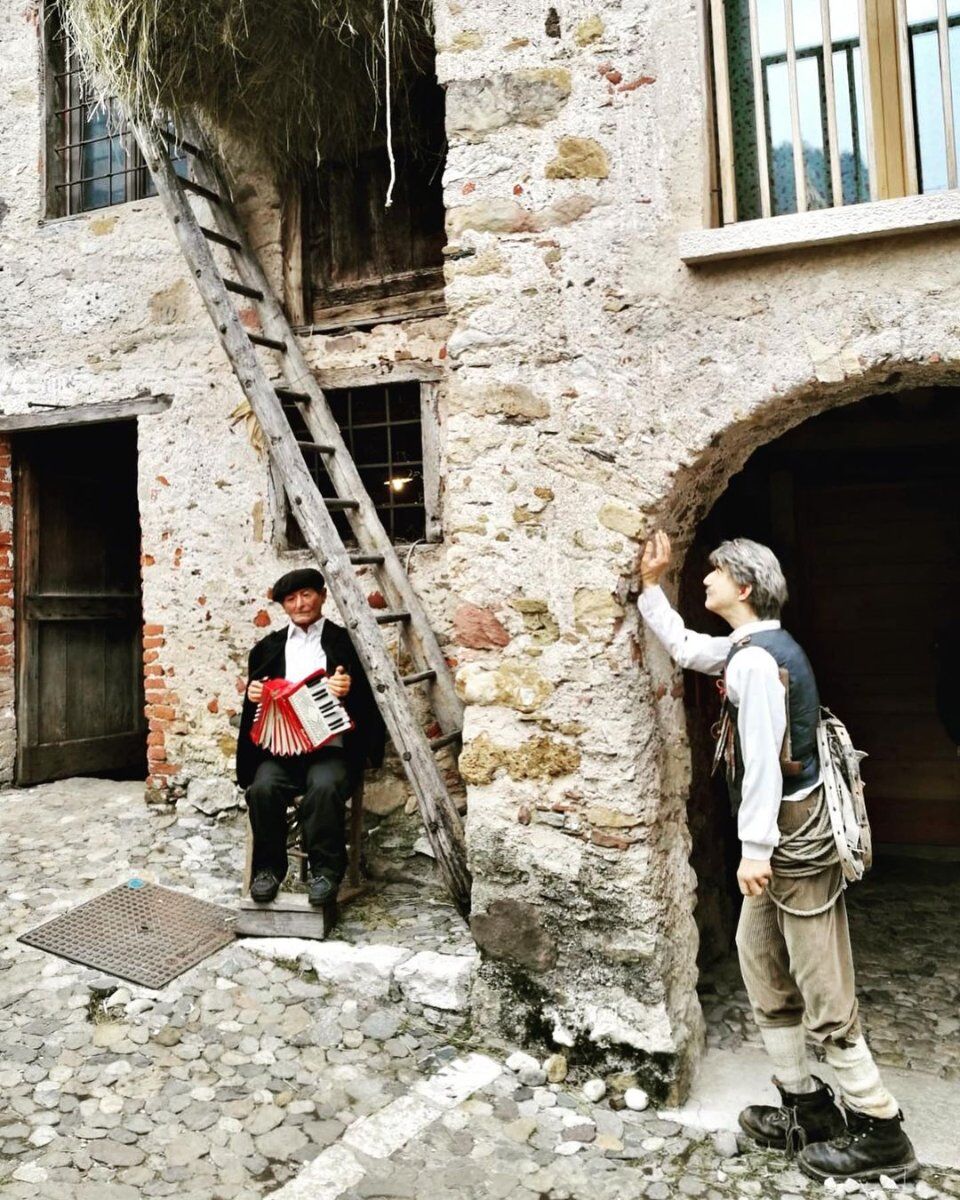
[640,356,960,974]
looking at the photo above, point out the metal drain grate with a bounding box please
[18,879,236,988]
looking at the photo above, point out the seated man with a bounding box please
[236,568,385,907]
[638,532,917,1184]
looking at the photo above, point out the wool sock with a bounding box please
[824,1035,899,1118]
[758,1024,816,1094]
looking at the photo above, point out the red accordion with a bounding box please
[250,671,355,756]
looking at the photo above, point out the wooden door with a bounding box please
[15,422,146,782]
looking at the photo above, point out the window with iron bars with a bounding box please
[281,382,439,549]
[708,0,960,225]
[43,2,181,217]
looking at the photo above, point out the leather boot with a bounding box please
[739,1077,846,1155]
[799,1107,919,1183]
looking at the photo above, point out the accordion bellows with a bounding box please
[250,671,354,756]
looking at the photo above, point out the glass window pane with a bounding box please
[911,27,949,191]
[722,0,868,220]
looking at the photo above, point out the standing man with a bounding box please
[236,568,385,908]
[638,532,917,1183]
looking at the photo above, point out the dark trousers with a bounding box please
[246,749,358,883]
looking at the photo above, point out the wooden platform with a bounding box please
[235,893,338,939]
[234,882,370,940]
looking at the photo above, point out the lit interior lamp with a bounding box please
[385,475,414,493]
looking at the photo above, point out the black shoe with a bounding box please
[799,1107,919,1183]
[308,874,337,907]
[249,870,281,903]
[739,1077,846,1155]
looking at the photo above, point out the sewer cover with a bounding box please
[18,879,236,989]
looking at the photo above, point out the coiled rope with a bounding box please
[769,788,846,917]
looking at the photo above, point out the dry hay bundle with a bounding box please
[61,0,435,174]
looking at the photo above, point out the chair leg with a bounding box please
[348,779,365,888]
[243,814,254,894]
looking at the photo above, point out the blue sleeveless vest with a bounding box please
[724,628,820,812]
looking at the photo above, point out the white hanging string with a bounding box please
[383,0,396,208]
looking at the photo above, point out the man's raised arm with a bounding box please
[637,530,732,675]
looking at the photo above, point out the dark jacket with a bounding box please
[235,619,386,789]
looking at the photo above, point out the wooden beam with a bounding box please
[0,395,172,432]
[280,179,307,327]
[312,363,444,388]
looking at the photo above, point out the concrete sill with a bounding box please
[678,190,960,264]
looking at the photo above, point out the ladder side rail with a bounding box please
[183,141,463,736]
[133,124,470,914]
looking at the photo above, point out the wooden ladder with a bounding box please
[132,122,470,915]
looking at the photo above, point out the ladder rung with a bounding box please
[375,610,410,625]
[296,440,336,455]
[224,279,264,301]
[276,388,311,405]
[402,670,437,686]
[180,177,222,204]
[430,731,462,752]
[249,334,287,352]
[325,498,359,511]
[161,130,204,159]
[200,225,241,251]
[349,554,385,565]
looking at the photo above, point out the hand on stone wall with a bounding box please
[639,529,672,587]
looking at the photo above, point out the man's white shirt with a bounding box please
[284,618,343,748]
[638,585,819,861]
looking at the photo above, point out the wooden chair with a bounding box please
[242,779,366,898]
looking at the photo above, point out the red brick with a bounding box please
[147,746,167,763]
[253,609,271,628]
[143,624,164,636]
[143,636,165,649]
[147,731,165,746]
[144,664,164,677]
[143,650,159,664]
[146,705,176,720]
[207,698,219,714]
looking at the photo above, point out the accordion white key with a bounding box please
[250,671,355,756]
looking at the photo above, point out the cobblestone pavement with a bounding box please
[700,856,960,1081]
[2,779,958,1200]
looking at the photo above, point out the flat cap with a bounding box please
[271,567,326,603]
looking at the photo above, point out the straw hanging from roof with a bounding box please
[60,0,435,175]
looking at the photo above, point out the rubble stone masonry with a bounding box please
[4,0,960,1098]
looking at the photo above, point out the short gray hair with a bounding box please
[709,538,788,620]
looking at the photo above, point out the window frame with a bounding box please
[41,0,155,219]
[272,366,444,553]
[704,0,960,229]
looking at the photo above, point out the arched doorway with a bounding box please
[676,386,960,1082]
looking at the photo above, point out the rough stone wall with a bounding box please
[5,0,960,1099]
[0,5,447,817]
[435,0,960,1097]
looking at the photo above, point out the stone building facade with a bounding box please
[3,0,960,1100]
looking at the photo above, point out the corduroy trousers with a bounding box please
[735,792,862,1046]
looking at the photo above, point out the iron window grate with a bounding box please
[283,381,427,546]
[46,3,184,216]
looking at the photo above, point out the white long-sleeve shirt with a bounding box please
[638,585,818,860]
[285,619,343,748]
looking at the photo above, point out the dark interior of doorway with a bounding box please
[680,388,960,970]
[14,420,147,785]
